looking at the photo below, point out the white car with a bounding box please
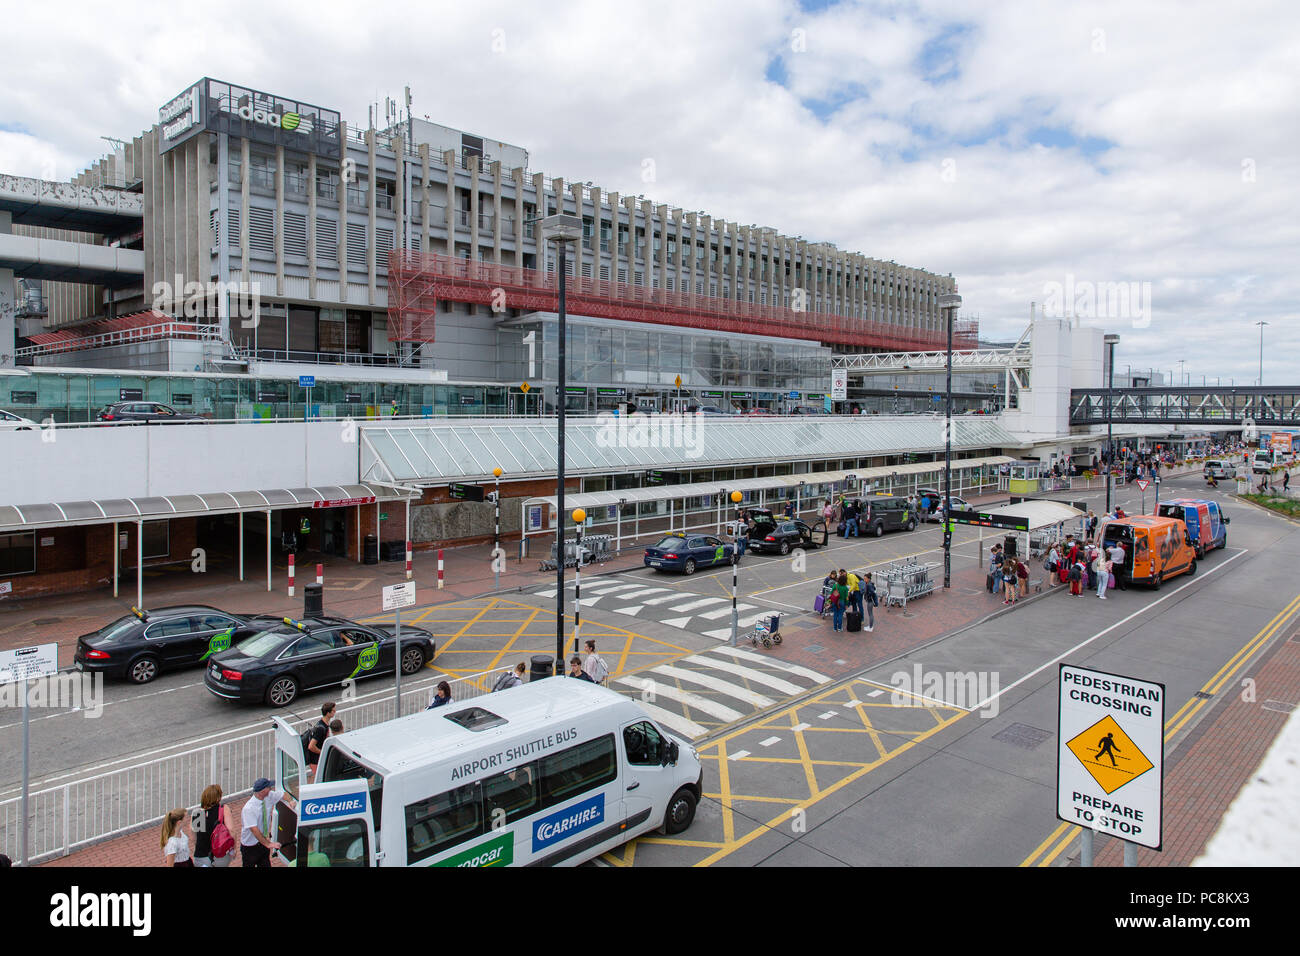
[0,410,37,431]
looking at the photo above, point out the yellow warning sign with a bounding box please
[1065,714,1154,794]
[674,375,682,388]
[520,382,531,393]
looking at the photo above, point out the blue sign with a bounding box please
[300,788,368,823]
[299,375,316,388]
[532,793,604,851]
[789,391,799,399]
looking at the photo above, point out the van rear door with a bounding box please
[296,780,378,867]
[619,718,672,833]
[271,716,310,863]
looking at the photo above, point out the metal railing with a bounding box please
[0,667,499,864]
[14,322,224,358]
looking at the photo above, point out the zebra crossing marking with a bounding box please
[667,597,729,613]
[612,605,644,617]
[711,646,829,683]
[649,665,776,709]
[614,677,744,723]
[698,603,756,620]
[689,657,804,696]
[632,700,708,740]
[660,616,693,629]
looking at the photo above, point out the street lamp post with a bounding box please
[1256,320,1268,386]
[492,467,503,590]
[572,508,586,655]
[938,292,961,588]
[1104,334,1121,514]
[728,490,743,645]
[542,214,583,677]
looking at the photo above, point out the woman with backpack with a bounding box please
[192,784,238,867]
[831,571,849,632]
[1002,560,1018,605]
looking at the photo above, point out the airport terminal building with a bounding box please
[3,77,977,416]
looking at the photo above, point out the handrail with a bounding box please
[15,322,223,357]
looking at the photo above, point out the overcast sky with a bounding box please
[2,0,1296,385]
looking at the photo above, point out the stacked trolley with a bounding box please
[880,559,938,608]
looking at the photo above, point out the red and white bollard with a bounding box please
[288,553,296,598]
[406,541,413,581]
[437,549,444,590]
[316,563,323,586]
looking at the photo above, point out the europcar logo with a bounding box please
[228,101,314,136]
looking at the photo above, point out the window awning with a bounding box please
[523,455,1017,513]
[0,483,409,534]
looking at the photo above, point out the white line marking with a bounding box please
[759,736,781,747]
[660,616,693,628]
[728,750,751,760]
[632,700,708,740]
[614,677,744,722]
[712,646,829,682]
[865,689,884,698]
[792,722,811,732]
[583,582,650,596]
[689,657,804,696]
[855,677,966,710]
[615,587,675,600]
[702,628,737,641]
[818,711,837,720]
[642,592,696,606]
[612,605,644,617]
[699,603,756,620]
[535,588,557,598]
[972,547,1254,714]
[843,698,861,706]
[650,665,775,708]
[669,597,729,613]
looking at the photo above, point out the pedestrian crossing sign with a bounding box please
[1065,714,1153,794]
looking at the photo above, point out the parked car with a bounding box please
[0,409,37,430]
[749,519,820,554]
[917,489,971,521]
[643,532,735,574]
[204,615,436,707]
[97,401,205,424]
[1202,459,1232,480]
[74,605,266,684]
[862,496,917,535]
[684,405,727,416]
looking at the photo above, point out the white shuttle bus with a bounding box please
[270,678,704,867]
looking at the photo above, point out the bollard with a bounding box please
[406,540,412,581]
[437,549,444,590]
[316,563,323,586]
[288,553,295,598]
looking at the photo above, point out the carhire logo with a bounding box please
[301,790,368,822]
[532,793,604,851]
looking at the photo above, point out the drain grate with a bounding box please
[1195,691,1214,699]
[804,644,825,654]
[993,722,1054,750]
[1262,699,1296,714]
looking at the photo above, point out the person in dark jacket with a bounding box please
[863,573,878,632]
[568,656,595,682]
[426,681,452,709]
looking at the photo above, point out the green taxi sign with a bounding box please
[348,643,381,680]
[200,626,236,661]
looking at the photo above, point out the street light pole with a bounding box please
[938,292,961,589]
[1256,320,1268,386]
[1104,334,1121,515]
[492,467,502,590]
[728,490,742,645]
[542,214,583,677]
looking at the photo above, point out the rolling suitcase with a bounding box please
[814,594,826,614]
[846,610,862,632]
[837,521,846,537]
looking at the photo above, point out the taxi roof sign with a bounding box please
[130,606,149,621]
[282,617,308,632]
[1057,663,1164,850]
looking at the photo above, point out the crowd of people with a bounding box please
[820,566,879,632]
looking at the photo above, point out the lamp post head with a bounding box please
[730,491,743,504]
[937,293,962,310]
[1104,333,1121,346]
[492,467,502,478]
[541,214,583,244]
[572,508,586,524]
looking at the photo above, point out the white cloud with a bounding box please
[0,0,1296,383]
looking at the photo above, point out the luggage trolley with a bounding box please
[747,613,783,649]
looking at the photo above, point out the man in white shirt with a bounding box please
[583,640,609,684]
[1108,542,1128,590]
[241,777,284,868]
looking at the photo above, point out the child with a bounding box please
[161,808,193,867]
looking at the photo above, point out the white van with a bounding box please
[270,678,704,867]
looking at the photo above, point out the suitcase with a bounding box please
[837,521,846,537]
[813,594,826,614]
[1108,572,1116,589]
[986,572,995,592]
[846,610,862,632]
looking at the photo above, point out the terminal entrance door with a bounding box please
[509,391,541,417]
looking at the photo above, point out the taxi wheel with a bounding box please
[683,559,696,575]
[128,655,159,685]
[266,676,299,708]
[779,541,790,555]
[400,647,426,675]
[874,523,885,537]
[907,520,916,532]
[663,787,697,834]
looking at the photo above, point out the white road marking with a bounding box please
[792,722,811,732]
[865,689,885,698]
[614,677,743,722]
[690,657,804,696]
[642,592,696,605]
[650,665,775,709]
[759,736,782,747]
[614,587,676,600]
[632,700,708,739]
[669,597,729,613]
[535,588,557,598]
[818,711,837,720]
[703,628,737,641]
[660,617,693,629]
[699,603,756,620]
[728,750,751,760]
[712,646,829,683]
[612,605,644,617]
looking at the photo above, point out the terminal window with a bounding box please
[0,532,36,575]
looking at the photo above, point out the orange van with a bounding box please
[1098,515,1197,590]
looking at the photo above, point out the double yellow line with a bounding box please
[1021,591,1300,867]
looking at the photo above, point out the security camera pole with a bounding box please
[938,292,962,588]
[541,214,583,676]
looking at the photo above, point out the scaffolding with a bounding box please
[386,251,979,350]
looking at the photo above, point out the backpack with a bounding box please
[493,670,520,692]
[588,654,609,684]
[300,720,323,758]
[1068,566,1082,582]
[210,818,236,859]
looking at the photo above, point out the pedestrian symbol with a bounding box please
[1065,714,1153,794]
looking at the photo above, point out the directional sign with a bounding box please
[1135,478,1150,491]
[298,375,316,388]
[449,483,485,502]
[382,581,417,611]
[946,508,1031,532]
[1057,664,1164,850]
[0,643,59,685]
[520,382,531,394]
